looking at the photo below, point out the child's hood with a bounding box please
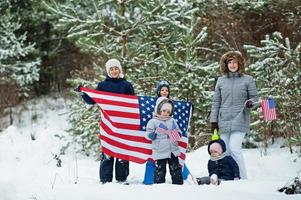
[154,97,174,115]
[207,139,226,155]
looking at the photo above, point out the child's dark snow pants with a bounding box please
[99,153,129,183]
[154,153,183,185]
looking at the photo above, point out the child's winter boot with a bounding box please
[196,176,210,185]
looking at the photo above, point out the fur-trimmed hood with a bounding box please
[219,51,245,75]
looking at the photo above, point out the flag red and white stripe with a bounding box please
[169,129,181,142]
[261,98,277,121]
[80,87,188,164]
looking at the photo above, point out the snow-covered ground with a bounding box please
[0,95,300,200]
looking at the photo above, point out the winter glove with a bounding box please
[181,131,187,137]
[155,123,169,135]
[245,100,253,108]
[74,85,83,92]
[210,174,220,185]
[158,123,168,130]
[211,122,219,133]
[148,132,157,141]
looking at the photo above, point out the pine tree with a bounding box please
[44,0,299,153]
[0,5,40,95]
[67,95,101,157]
[244,32,301,152]
[119,1,217,148]
[0,2,41,125]
[43,0,220,153]
[43,0,150,154]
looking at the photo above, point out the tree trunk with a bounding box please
[9,106,13,125]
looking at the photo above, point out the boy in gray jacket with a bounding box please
[146,97,183,185]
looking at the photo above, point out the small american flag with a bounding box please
[80,87,192,164]
[155,123,181,142]
[261,97,277,121]
[155,123,170,135]
[169,129,181,142]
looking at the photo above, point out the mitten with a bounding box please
[158,123,168,130]
[181,131,187,137]
[210,174,220,185]
[156,123,169,134]
[245,100,253,108]
[74,85,83,92]
[148,132,157,141]
[211,122,219,133]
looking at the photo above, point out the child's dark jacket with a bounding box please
[82,76,134,104]
[207,139,240,180]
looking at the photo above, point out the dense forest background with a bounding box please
[0,0,300,156]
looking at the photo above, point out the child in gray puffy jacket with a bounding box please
[146,97,183,185]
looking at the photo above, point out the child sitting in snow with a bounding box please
[146,97,183,185]
[197,139,240,185]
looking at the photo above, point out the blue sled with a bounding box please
[143,160,155,185]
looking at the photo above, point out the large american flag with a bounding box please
[261,97,277,121]
[80,87,192,164]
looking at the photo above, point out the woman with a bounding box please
[210,51,258,179]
